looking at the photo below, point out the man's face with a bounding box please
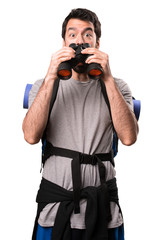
[63,18,99,73]
[64,18,99,48]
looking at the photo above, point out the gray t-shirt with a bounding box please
[29,77,133,229]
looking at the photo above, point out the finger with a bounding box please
[58,48,75,58]
[81,48,96,54]
[82,47,103,55]
[86,58,103,65]
[59,56,73,63]
[51,49,75,64]
[57,51,75,59]
[86,54,104,63]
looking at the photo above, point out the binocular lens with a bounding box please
[58,69,71,77]
[88,69,102,76]
[57,62,72,80]
[87,63,103,79]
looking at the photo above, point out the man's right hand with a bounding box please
[45,46,75,82]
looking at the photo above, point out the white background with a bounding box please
[0,0,160,239]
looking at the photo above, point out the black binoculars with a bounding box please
[57,43,103,80]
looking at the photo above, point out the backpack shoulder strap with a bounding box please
[41,78,60,170]
[49,78,60,118]
[99,78,118,157]
[99,78,112,121]
[42,78,60,144]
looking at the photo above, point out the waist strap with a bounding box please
[32,177,120,240]
[43,141,115,213]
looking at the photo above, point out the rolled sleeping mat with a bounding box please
[133,99,141,121]
[23,84,33,109]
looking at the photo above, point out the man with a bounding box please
[23,8,138,240]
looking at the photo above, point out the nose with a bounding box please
[76,33,84,45]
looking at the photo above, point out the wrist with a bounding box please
[102,75,114,84]
[44,74,56,86]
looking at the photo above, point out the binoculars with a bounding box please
[57,43,103,80]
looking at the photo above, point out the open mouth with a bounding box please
[76,62,84,66]
[73,62,87,73]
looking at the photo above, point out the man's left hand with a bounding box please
[82,48,112,81]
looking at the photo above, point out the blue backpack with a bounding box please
[23,78,141,158]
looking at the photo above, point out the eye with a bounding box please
[84,33,92,38]
[70,33,76,38]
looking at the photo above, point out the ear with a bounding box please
[96,39,100,49]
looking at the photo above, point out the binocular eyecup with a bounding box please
[87,63,103,80]
[57,62,72,80]
[57,62,103,80]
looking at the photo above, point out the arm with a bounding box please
[22,47,75,144]
[22,79,54,144]
[83,48,139,146]
[103,76,139,145]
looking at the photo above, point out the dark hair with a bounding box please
[62,8,101,42]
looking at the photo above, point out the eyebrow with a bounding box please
[67,27,94,32]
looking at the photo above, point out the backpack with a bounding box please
[23,78,141,158]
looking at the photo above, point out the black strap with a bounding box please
[40,78,60,171]
[99,78,118,155]
[43,141,114,214]
[42,78,60,144]
[99,78,112,120]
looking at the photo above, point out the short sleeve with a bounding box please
[114,78,133,111]
[28,79,44,109]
